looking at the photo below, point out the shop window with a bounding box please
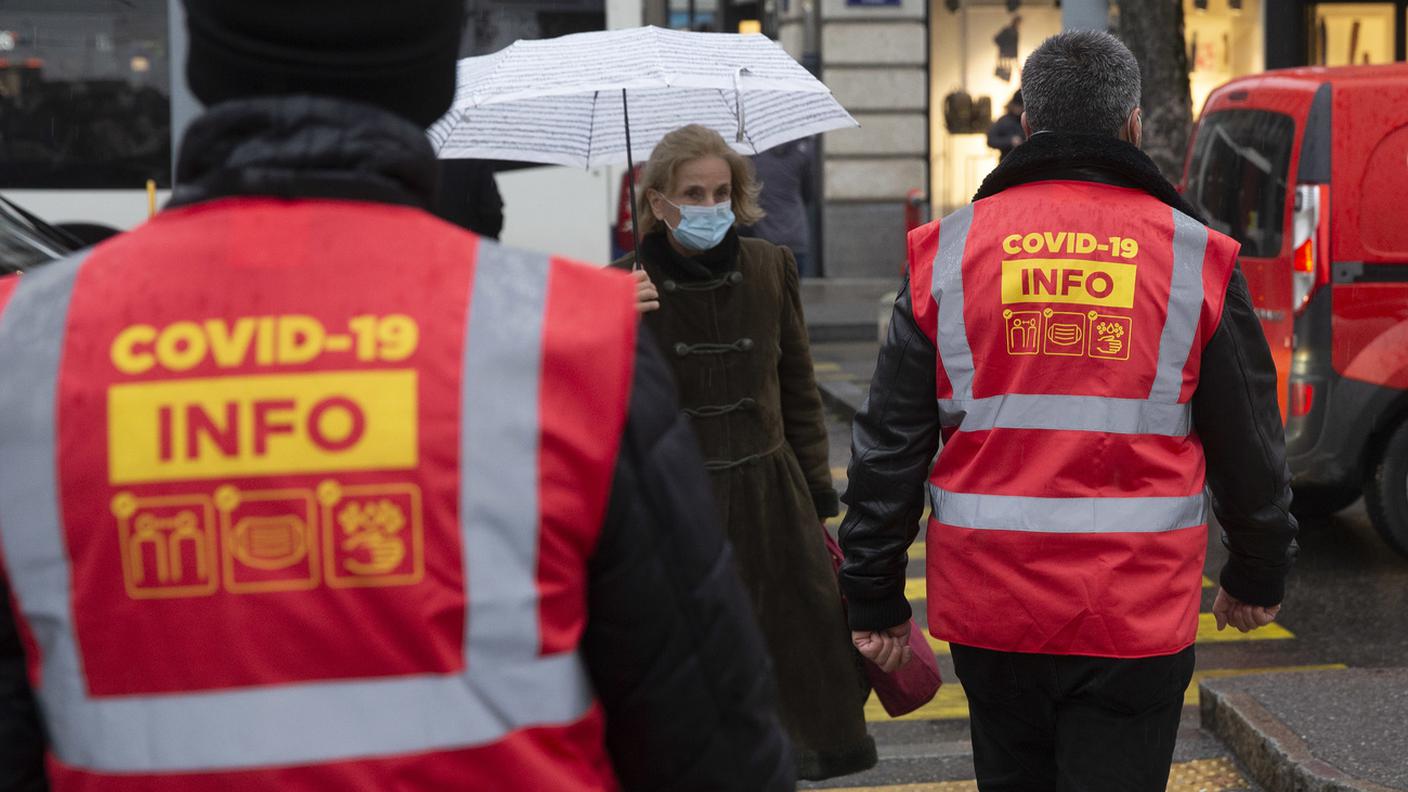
[667,0,721,31]
[1184,110,1295,258]
[1312,3,1397,66]
[0,1,171,189]
[1183,0,1263,116]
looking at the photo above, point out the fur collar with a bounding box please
[972,131,1206,224]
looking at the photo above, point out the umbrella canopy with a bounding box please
[428,25,857,168]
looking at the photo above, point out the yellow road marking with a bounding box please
[906,541,1212,591]
[1194,613,1294,643]
[864,680,970,722]
[831,466,848,480]
[1183,664,1345,706]
[823,757,1250,792]
[815,362,843,373]
[903,581,1283,640]
[864,664,1346,725]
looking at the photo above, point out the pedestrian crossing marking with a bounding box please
[1194,614,1294,642]
[903,578,1289,640]
[906,609,1290,657]
[864,664,1346,724]
[864,680,970,722]
[1182,664,1345,706]
[821,757,1251,791]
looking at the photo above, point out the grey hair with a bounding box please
[1021,30,1141,137]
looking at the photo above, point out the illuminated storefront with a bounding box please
[923,0,1406,217]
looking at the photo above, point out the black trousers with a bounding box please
[950,643,1196,792]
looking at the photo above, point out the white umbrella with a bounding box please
[427,25,858,252]
[430,26,857,167]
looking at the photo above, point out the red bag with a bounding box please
[823,528,942,717]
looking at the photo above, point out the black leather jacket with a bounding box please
[838,132,1299,634]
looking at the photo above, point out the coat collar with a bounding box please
[168,95,439,210]
[972,131,1206,224]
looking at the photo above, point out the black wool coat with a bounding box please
[616,229,877,781]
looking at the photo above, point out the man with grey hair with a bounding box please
[840,30,1296,790]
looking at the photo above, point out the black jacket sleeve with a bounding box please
[0,577,47,792]
[836,280,942,632]
[582,327,794,792]
[1192,268,1299,607]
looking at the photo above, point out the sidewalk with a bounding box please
[1201,669,1408,792]
[800,276,891,419]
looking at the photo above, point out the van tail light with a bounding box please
[1290,381,1315,418]
[1291,184,1330,315]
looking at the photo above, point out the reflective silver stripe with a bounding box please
[937,394,1192,436]
[932,204,975,400]
[460,242,594,723]
[1150,209,1209,401]
[0,252,93,755]
[928,483,1208,534]
[0,244,593,773]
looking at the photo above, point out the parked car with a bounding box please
[1182,63,1408,555]
[0,196,84,274]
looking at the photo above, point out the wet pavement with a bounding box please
[801,337,1408,790]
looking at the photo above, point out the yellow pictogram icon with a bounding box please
[337,499,407,576]
[1003,309,1042,356]
[1042,309,1088,357]
[113,492,218,599]
[216,484,319,594]
[319,480,424,588]
[1088,312,1134,361]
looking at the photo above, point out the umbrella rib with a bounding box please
[717,88,762,154]
[586,90,599,167]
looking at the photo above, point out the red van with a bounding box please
[1182,64,1408,556]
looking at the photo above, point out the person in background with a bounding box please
[740,137,817,277]
[0,3,793,790]
[618,124,876,781]
[840,31,1296,791]
[987,91,1026,161]
[435,158,504,239]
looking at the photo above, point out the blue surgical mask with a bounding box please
[663,198,735,251]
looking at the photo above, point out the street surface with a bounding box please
[804,341,1408,791]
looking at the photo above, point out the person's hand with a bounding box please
[1212,588,1281,633]
[632,268,660,313]
[853,623,913,673]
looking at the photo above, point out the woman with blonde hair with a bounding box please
[614,125,876,781]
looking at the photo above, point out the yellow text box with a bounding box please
[109,370,418,484]
[1001,258,1137,308]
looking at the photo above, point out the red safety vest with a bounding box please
[0,197,637,790]
[908,180,1239,658]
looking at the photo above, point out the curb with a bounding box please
[806,321,879,344]
[1199,678,1401,792]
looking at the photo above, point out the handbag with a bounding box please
[823,528,942,717]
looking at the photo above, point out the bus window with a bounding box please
[0,0,171,189]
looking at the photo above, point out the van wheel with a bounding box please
[1366,420,1408,558]
[1290,485,1361,517]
